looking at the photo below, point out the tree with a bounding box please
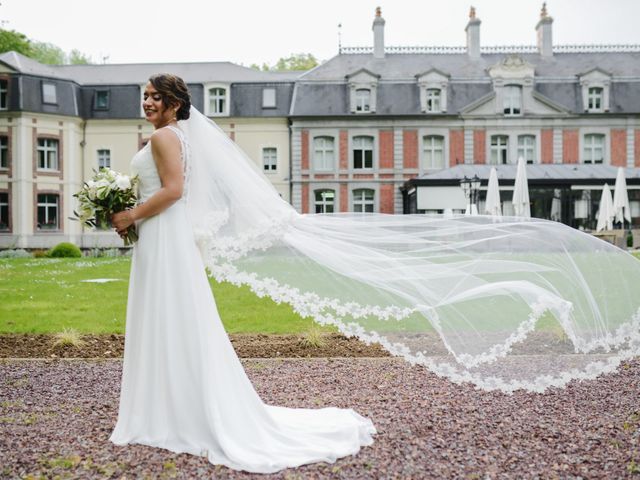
[0,29,32,57]
[68,49,92,65]
[30,41,65,64]
[251,53,319,72]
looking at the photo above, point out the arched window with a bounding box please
[503,85,522,116]
[426,89,441,113]
[313,136,335,171]
[352,136,374,169]
[314,189,335,213]
[355,89,371,112]
[209,87,227,115]
[517,135,536,164]
[353,189,375,213]
[490,135,509,165]
[423,135,444,169]
[583,134,605,164]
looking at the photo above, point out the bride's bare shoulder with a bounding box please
[149,127,180,150]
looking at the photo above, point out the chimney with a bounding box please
[536,2,553,57]
[372,6,385,59]
[465,6,481,58]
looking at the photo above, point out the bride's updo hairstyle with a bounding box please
[148,73,191,120]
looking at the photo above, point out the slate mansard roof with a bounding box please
[0,51,303,119]
[291,51,640,116]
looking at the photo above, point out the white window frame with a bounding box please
[314,189,335,213]
[355,89,371,113]
[422,135,445,170]
[97,149,111,169]
[37,138,59,170]
[262,146,277,172]
[0,79,7,110]
[425,89,441,113]
[587,87,603,112]
[0,191,8,230]
[352,188,375,213]
[42,82,57,105]
[204,83,230,116]
[582,133,605,164]
[36,193,59,230]
[580,70,611,113]
[0,135,7,169]
[262,88,276,108]
[352,135,374,169]
[517,135,536,164]
[489,135,509,165]
[313,136,335,171]
[503,85,522,116]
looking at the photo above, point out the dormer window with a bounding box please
[262,88,276,108]
[503,85,522,116]
[0,79,7,110]
[205,84,230,116]
[426,89,441,113]
[355,89,371,112]
[587,87,603,112]
[42,82,57,105]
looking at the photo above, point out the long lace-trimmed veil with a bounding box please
[179,106,640,393]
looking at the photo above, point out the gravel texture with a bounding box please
[1,357,639,479]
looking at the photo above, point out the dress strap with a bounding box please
[162,125,191,201]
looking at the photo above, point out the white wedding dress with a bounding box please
[108,126,376,473]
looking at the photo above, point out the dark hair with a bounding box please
[148,73,191,120]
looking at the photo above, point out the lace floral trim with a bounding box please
[165,125,191,202]
[202,254,640,393]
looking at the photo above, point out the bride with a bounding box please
[109,74,376,473]
[110,72,640,470]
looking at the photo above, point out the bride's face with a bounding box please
[142,82,176,128]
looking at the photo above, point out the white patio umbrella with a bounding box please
[596,183,614,232]
[550,188,562,221]
[612,167,631,226]
[484,167,502,216]
[512,156,530,218]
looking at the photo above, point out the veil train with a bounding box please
[179,106,640,393]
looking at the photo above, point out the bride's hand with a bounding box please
[112,210,136,236]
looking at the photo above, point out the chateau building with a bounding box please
[289,5,640,230]
[1,4,639,248]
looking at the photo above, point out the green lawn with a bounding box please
[0,257,331,334]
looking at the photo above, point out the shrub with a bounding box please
[0,249,31,258]
[48,242,82,258]
[32,249,49,258]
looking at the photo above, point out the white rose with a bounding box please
[87,180,96,188]
[115,175,131,191]
[96,179,110,188]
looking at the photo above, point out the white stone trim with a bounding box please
[204,83,230,117]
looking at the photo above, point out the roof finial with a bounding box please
[375,6,381,17]
[540,2,548,18]
[469,6,476,19]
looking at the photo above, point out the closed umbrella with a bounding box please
[596,183,614,232]
[484,167,502,216]
[512,157,530,218]
[612,167,631,226]
[550,188,562,221]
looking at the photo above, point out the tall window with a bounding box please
[315,189,335,213]
[209,87,226,115]
[0,136,7,169]
[353,189,375,213]
[426,89,441,113]
[355,89,371,112]
[313,136,335,171]
[0,79,7,110]
[423,135,444,169]
[490,135,509,165]
[517,135,536,164]
[262,147,277,172]
[262,88,276,108]
[503,85,522,116]
[97,149,111,169]
[587,87,603,111]
[94,90,109,110]
[42,82,57,104]
[37,194,59,230]
[0,192,8,230]
[353,136,373,169]
[37,138,59,170]
[583,134,605,164]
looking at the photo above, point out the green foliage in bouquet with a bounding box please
[48,242,82,258]
[72,168,139,246]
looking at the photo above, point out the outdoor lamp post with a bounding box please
[460,175,481,215]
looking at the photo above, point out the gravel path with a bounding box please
[1,357,639,479]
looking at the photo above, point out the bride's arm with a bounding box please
[112,129,183,235]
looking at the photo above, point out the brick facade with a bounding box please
[449,129,464,167]
[339,130,348,170]
[541,128,553,164]
[403,130,418,168]
[473,130,486,164]
[301,129,309,170]
[379,130,394,169]
[340,184,348,212]
[562,130,579,164]
[380,184,394,213]
[610,129,627,167]
[301,184,309,213]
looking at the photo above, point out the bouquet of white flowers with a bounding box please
[73,168,140,245]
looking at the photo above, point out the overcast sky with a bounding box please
[3,0,639,66]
